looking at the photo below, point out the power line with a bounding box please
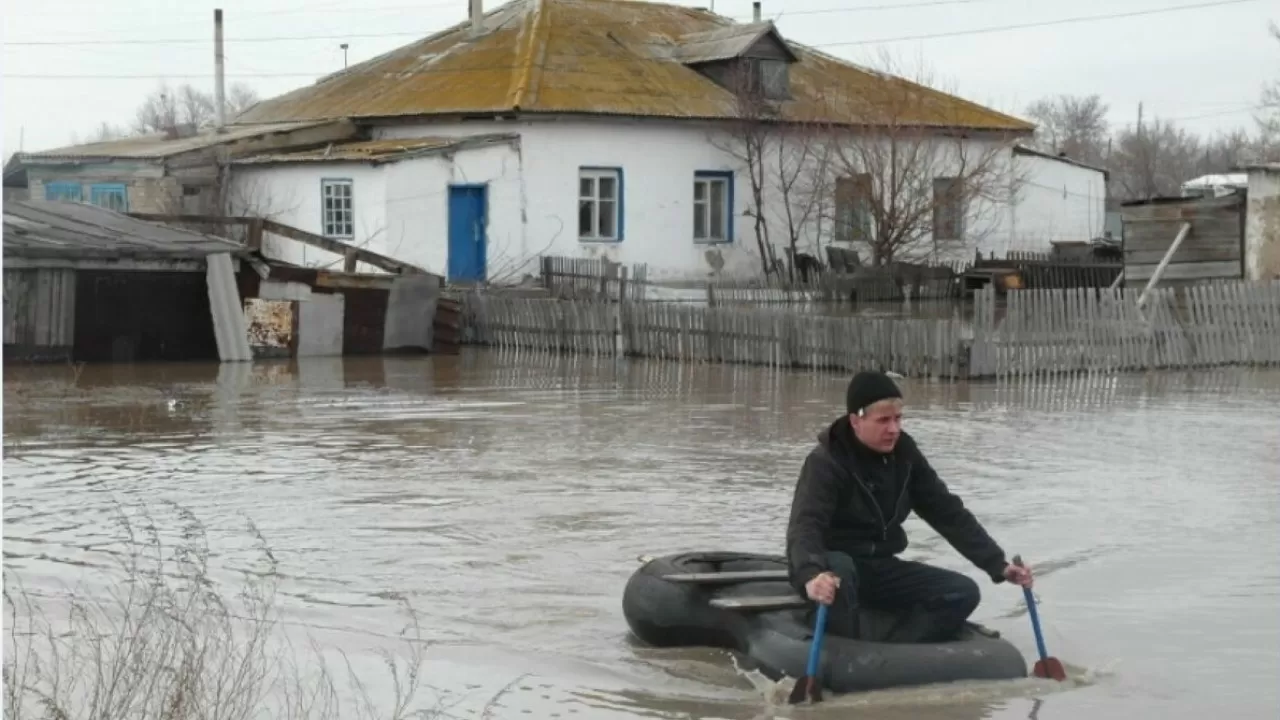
[821,0,1263,47]
[4,0,1261,48]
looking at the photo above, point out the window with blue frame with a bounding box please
[90,183,128,212]
[578,167,623,242]
[44,182,83,202]
[693,171,734,243]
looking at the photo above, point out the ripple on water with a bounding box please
[5,356,1280,720]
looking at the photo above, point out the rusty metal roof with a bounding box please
[20,121,336,162]
[237,0,1033,132]
[3,200,246,260]
[232,133,518,165]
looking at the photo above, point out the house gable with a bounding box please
[675,22,797,102]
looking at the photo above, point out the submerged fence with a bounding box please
[458,280,1280,380]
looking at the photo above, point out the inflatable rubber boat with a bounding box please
[622,551,1028,694]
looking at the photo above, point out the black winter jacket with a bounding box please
[785,417,1010,592]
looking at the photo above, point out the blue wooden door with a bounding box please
[447,185,487,282]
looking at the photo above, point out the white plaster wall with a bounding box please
[379,118,771,281]
[1001,154,1108,254]
[229,164,386,270]
[228,142,521,278]
[1244,168,1280,281]
[381,142,525,280]
[378,118,1055,279]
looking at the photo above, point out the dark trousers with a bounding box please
[821,551,981,643]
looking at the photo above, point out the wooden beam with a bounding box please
[261,219,425,276]
[663,570,790,583]
[128,213,254,226]
[1126,259,1241,283]
[1137,222,1191,307]
[708,595,807,611]
[1,256,213,272]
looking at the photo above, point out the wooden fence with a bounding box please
[970,281,1280,378]
[461,291,968,378]
[459,279,1280,380]
[539,255,648,302]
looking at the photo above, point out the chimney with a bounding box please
[214,9,226,132]
[752,1,761,22]
[469,0,483,38]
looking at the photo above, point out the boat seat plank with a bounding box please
[708,595,808,611]
[663,570,790,583]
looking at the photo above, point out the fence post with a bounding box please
[615,266,627,358]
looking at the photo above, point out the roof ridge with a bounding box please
[506,0,548,111]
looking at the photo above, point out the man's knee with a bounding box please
[935,572,981,615]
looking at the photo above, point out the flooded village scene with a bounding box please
[4,1,1280,719]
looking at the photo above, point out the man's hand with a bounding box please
[1003,561,1034,588]
[805,572,840,605]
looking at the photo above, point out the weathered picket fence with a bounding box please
[458,280,1280,380]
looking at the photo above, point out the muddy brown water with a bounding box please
[4,352,1279,719]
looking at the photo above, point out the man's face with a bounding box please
[850,399,904,453]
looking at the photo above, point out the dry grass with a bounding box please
[3,502,502,720]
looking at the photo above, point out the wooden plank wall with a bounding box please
[1122,193,1244,288]
[2,268,76,352]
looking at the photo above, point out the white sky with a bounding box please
[2,0,1276,155]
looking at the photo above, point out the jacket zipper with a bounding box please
[849,459,914,543]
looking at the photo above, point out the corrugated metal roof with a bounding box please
[19,121,334,162]
[671,22,790,65]
[232,133,518,165]
[3,200,246,260]
[237,0,1033,132]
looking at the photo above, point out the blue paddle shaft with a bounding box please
[805,603,829,678]
[1022,586,1049,662]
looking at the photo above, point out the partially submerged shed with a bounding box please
[3,200,252,363]
[1120,192,1246,290]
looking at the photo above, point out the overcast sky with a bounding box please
[2,0,1276,155]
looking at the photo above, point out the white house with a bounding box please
[1007,145,1110,249]
[214,0,1102,281]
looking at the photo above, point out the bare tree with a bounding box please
[708,64,784,277]
[1109,113,1204,201]
[74,82,262,143]
[1024,94,1111,167]
[1255,21,1280,155]
[757,119,835,282]
[134,81,261,134]
[817,55,1024,266]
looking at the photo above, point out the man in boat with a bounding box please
[785,370,1034,642]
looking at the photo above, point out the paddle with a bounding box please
[788,602,829,704]
[1012,554,1067,681]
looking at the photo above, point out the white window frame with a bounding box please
[321,178,355,238]
[579,168,621,242]
[693,174,731,243]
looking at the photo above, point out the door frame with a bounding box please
[447,183,489,283]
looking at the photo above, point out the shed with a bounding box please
[1120,192,1245,290]
[3,200,252,364]
[1238,162,1280,282]
[14,120,358,216]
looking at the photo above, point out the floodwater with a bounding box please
[4,352,1279,720]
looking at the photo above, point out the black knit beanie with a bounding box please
[846,371,903,415]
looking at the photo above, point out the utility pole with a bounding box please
[214,9,226,132]
[340,43,349,68]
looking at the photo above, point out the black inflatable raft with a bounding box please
[622,551,1028,694]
